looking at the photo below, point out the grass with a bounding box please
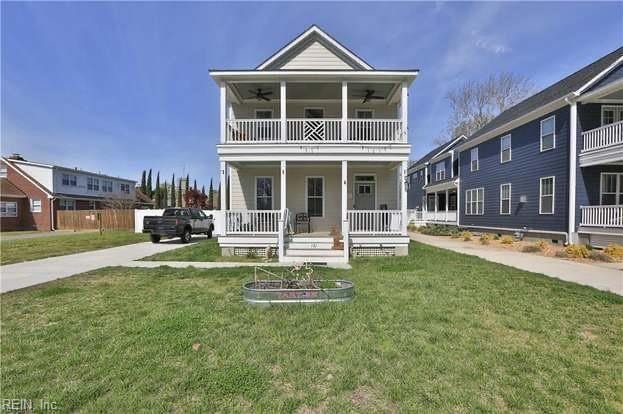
[141,238,274,262]
[0,231,148,265]
[2,242,622,412]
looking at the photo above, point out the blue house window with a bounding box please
[600,173,623,205]
[540,116,555,152]
[500,183,511,215]
[539,176,555,214]
[470,147,479,171]
[435,161,446,181]
[500,135,511,163]
[465,188,484,215]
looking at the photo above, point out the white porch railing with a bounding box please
[347,210,403,235]
[348,119,404,142]
[580,205,623,228]
[226,119,281,142]
[424,210,457,222]
[286,119,342,142]
[225,210,281,234]
[582,120,623,152]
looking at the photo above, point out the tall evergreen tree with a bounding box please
[208,179,214,210]
[177,178,183,207]
[154,172,161,208]
[193,179,197,191]
[162,180,168,207]
[201,185,206,196]
[185,174,190,195]
[140,170,147,194]
[217,183,221,210]
[170,174,176,207]
[147,169,153,197]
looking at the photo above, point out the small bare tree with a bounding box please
[435,72,534,144]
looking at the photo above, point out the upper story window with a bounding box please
[465,188,484,215]
[600,173,623,205]
[87,177,99,191]
[255,177,273,210]
[601,105,623,126]
[540,116,555,152]
[500,135,511,163]
[539,176,555,214]
[355,109,373,119]
[0,166,7,178]
[102,180,113,193]
[62,173,77,187]
[30,199,42,213]
[255,109,272,119]
[120,183,130,194]
[304,108,324,119]
[435,161,446,181]
[470,147,479,171]
[500,183,511,215]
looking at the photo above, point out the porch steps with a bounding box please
[280,255,348,264]
[284,235,347,263]
[286,242,334,249]
[285,248,343,257]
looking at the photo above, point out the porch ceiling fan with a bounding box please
[246,88,273,101]
[356,89,385,104]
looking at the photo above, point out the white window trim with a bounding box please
[539,176,555,215]
[601,104,623,126]
[305,176,325,218]
[465,187,484,216]
[499,183,511,215]
[254,176,274,210]
[254,109,273,119]
[30,198,42,213]
[303,107,325,119]
[0,167,7,178]
[500,134,512,163]
[353,174,378,209]
[355,108,374,118]
[599,172,623,206]
[435,161,446,181]
[470,147,479,172]
[0,201,18,217]
[540,116,556,152]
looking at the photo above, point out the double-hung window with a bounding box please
[539,177,555,214]
[62,174,77,186]
[540,116,555,152]
[306,177,324,217]
[30,199,42,213]
[255,177,273,210]
[500,135,511,163]
[435,161,446,181]
[59,199,75,210]
[600,173,623,205]
[87,177,99,191]
[0,201,17,217]
[465,188,484,215]
[120,183,130,194]
[102,180,113,193]
[470,147,479,171]
[0,167,7,178]
[500,183,511,215]
[601,105,623,125]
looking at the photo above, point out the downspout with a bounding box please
[49,196,56,231]
[565,92,580,245]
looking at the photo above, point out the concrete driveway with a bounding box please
[0,239,193,293]
[411,233,623,296]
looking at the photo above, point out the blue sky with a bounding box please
[2,2,622,188]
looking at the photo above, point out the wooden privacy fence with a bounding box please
[56,209,135,231]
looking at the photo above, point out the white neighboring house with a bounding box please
[210,25,418,263]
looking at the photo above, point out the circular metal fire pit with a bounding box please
[243,280,354,305]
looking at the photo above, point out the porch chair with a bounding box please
[295,213,311,234]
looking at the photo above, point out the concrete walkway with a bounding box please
[0,240,191,293]
[126,261,351,270]
[411,233,623,296]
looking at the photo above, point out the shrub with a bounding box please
[450,230,461,239]
[407,223,418,232]
[604,243,623,260]
[461,231,472,241]
[479,233,491,245]
[522,244,542,253]
[555,250,569,258]
[588,251,615,262]
[564,244,590,259]
[500,235,514,245]
[493,234,501,240]
[535,240,549,251]
[418,224,455,236]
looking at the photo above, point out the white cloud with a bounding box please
[472,30,510,54]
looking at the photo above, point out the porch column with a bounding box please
[568,102,578,243]
[341,81,348,141]
[401,82,408,142]
[445,189,449,222]
[401,160,408,234]
[279,161,286,259]
[280,160,287,212]
[220,82,227,144]
[280,81,287,142]
[220,161,227,211]
[434,191,438,220]
[341,160,348,223]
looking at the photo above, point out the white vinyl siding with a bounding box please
[500,183,511,215]
[0,201,18,217]
[470,147,479,171]
[435,161,446,181]
[465,188,484,215]
[540,116,555,152]
[279,41,353,70]
[500,135,511,163]
[539,176,555,214]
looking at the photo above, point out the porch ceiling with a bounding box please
[227,160,401,169]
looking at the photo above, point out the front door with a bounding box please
[354,182,376,210]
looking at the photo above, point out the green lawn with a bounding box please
[2,242,622,412]
[141,238,273,262]
[0,231,148,265]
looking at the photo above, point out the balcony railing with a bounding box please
[425,210,457,222]
[582,121,623,152]
[225,210,281,234]
[580,205,623,228]
[347,210,403,235]
[224,119,405,143]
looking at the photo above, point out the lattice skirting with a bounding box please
[233,247,278,257]
[351,247,396,257]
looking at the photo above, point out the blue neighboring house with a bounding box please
[407,135,466,223]
[453,47,623,246]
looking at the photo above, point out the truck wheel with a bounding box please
[181,228,192,243]
[150,235,161,243]
[207,229,213,239]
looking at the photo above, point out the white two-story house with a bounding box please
[210,25,418,263]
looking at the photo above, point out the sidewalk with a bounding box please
[410,233,623,296]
